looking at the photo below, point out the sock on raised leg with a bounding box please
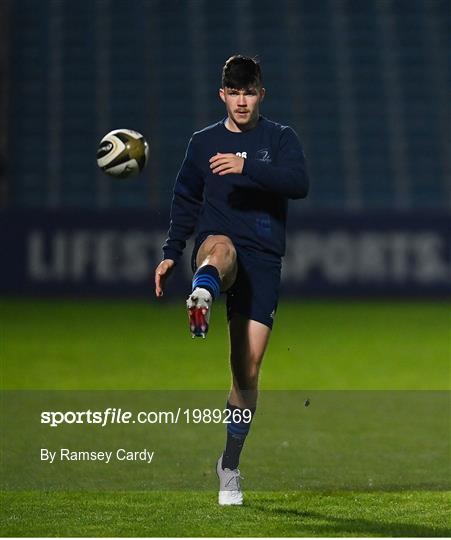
[192,264,221,300]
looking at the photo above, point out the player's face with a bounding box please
[219,86,265,131]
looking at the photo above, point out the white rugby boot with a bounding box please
[186,287,212,338]
[216,455,243,506]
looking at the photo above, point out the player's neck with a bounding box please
[225,115,259,133]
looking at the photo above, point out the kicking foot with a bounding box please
[186,288,212,338]
[216,455,243,506]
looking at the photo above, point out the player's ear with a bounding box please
[219,88,225,103]
[259,87,266,102]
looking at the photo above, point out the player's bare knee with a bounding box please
[197,235,236,268]
[209,237,236,265]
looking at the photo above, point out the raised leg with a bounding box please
[187,235,237,338]
[195,234,237,291]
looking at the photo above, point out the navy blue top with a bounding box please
[163,116,309,263]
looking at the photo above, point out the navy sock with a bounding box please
[192,264,221,300]
[222,402,256,470]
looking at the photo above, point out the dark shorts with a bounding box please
[191,235,281,329]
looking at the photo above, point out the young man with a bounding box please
[154,55,309,505]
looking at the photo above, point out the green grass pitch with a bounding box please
[1,298,450,537]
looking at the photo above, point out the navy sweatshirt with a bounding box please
[163,116,309,263]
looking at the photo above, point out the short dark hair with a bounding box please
[221,55,262,89]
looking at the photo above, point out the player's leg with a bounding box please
[217,315,271,505]
[217,248,280,504]
[228,315,271,409]
[195,234,237,291]
[187,235,237,337]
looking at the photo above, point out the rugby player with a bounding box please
[155,55,309,505]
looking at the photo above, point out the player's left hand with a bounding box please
[209,153,244,176]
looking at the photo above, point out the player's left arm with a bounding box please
[210,127,309,199]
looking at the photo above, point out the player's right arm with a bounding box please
[155,135,204,297]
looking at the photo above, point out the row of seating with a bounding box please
[10,0,448,210]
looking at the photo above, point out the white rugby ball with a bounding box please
[96,129,149,178]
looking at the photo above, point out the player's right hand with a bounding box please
[154,259,175,297]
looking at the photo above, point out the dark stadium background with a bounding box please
[1,2,450,537]
[0,0,449,299]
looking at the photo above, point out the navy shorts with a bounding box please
[191,236,281,329]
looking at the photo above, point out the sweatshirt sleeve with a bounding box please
[162,136,204,263]
[242,126,309,199]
